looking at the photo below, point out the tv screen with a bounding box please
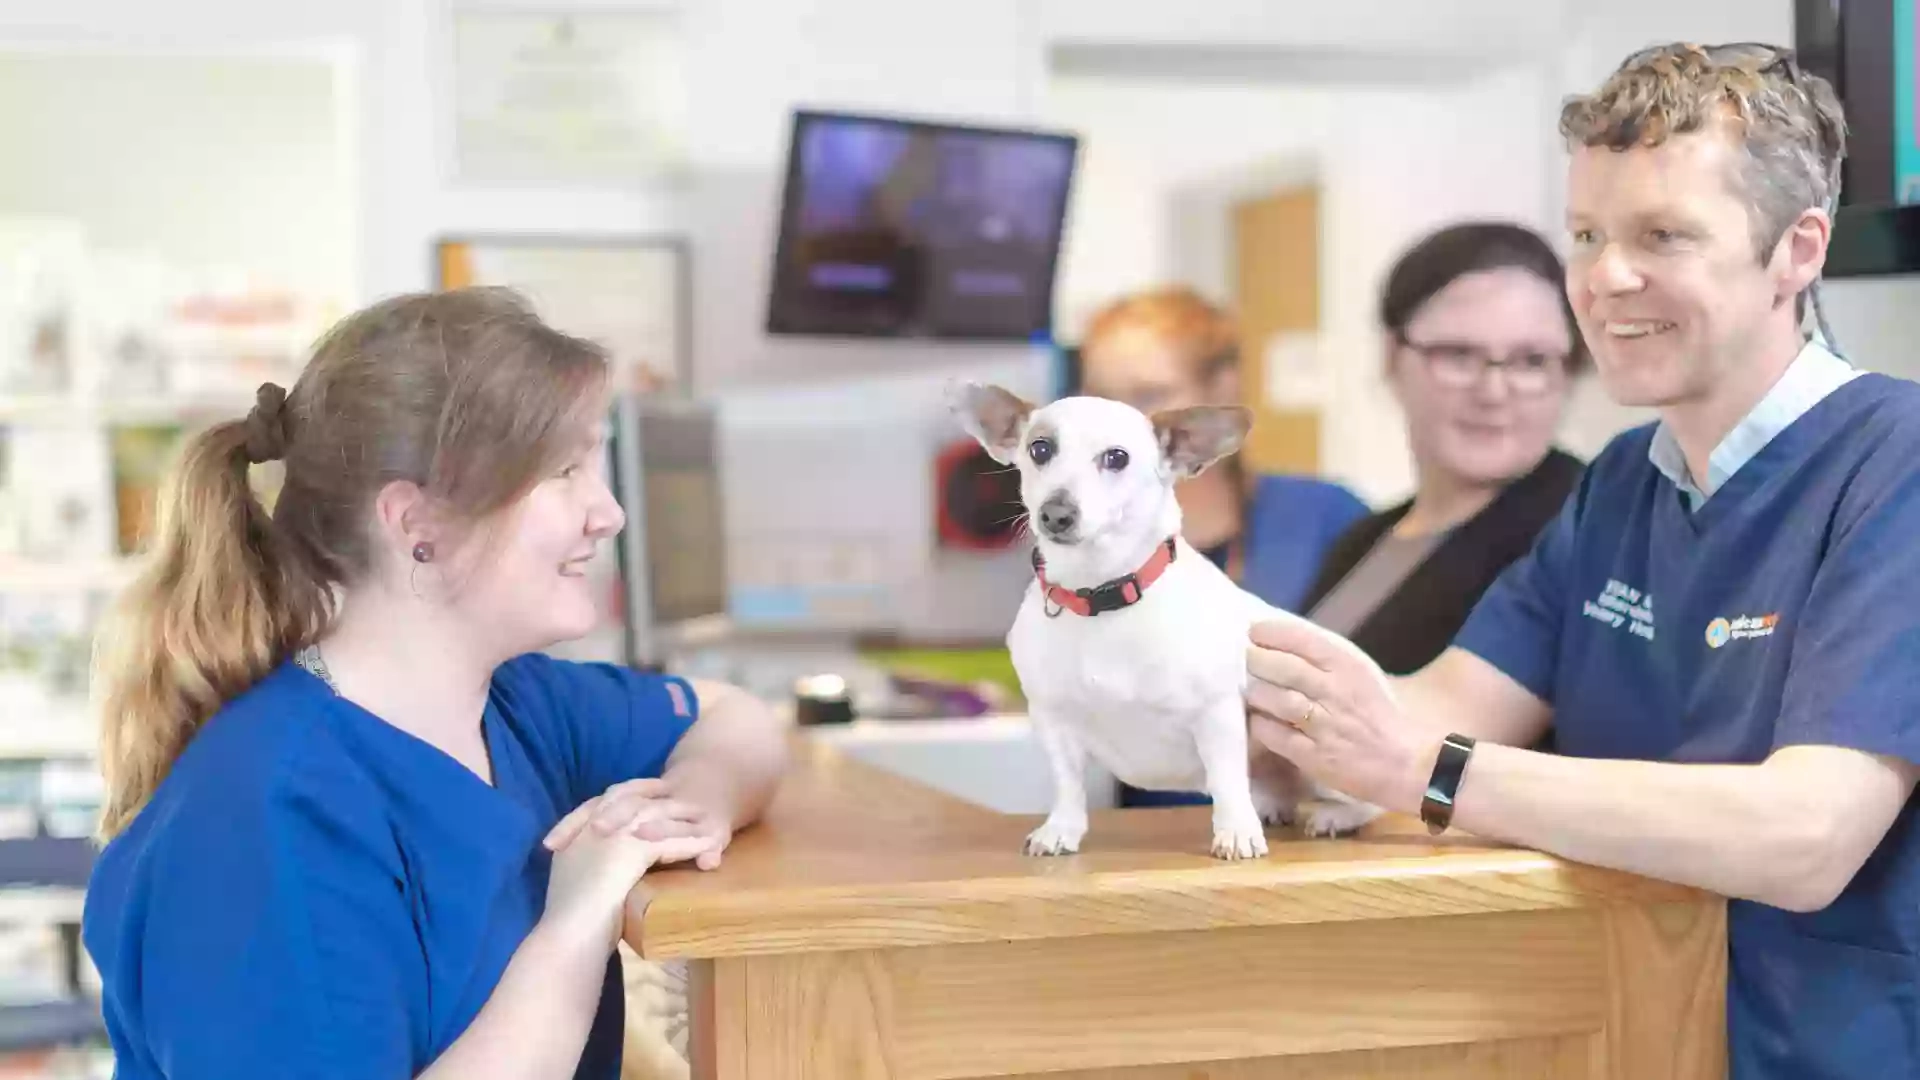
[1798,0,1920,274]
[765,109,1078,340]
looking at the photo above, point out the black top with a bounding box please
[1298,448,1585,677]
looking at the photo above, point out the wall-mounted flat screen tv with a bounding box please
[765,108,1079,340]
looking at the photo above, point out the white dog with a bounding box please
[949,383,1382,859]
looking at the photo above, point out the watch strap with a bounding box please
[1420,733,1477,834]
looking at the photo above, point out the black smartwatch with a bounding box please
[1420,733,1477,835]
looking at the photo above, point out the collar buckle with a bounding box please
[1076,574,1141,615]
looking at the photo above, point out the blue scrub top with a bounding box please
[81,652,700,1079]
[1455,373,1920,1079]
[1239,473,1370,611]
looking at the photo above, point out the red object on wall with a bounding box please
[933,438,1023,550]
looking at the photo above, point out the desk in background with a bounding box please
[800,715,1116,815]
[624,738,1726,1079]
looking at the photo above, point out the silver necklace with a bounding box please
[294,644,339,695]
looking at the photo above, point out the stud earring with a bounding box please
[412,541,434,564]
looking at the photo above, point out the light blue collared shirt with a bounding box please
[1648,338,1861,510]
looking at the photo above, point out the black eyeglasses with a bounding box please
[1396,335,1570,396]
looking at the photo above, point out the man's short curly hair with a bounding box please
[1559,42,1848,264]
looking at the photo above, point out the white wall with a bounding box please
[1039,0,1566,60]
[1,0,420,304]
[1042,77,1332,330]
[0,49,355,305]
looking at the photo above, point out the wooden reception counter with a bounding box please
[624,737,1726,1079]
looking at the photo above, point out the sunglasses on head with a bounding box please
[1621,41,1803,76]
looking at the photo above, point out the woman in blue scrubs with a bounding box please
[1246,43,1920,1080]
[81,288,790,1078]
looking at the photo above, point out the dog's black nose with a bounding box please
[1038,493,1078,538]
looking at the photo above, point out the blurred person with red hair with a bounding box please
[1075,286,1369,610]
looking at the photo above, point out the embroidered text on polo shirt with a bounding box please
[1582,578,1655,641]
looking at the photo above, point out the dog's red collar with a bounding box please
[1030,537,1178,617]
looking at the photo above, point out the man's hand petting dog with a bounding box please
[1244,618,1438,817]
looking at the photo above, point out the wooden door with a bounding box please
[1232,186,1323,474]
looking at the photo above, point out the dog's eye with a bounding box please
[1100,447,1130,472]
[1028,438,1055,466]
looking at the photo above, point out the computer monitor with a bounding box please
[608,393,728,666]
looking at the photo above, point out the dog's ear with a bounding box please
[1153,405,1252,478]
[946,381,1034,464]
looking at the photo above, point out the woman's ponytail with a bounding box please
[92,387,328,840]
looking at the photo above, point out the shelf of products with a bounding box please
[0,757,105,1074]
[0,217,326,772]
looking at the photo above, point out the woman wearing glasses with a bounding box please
[1298,222,1586,676]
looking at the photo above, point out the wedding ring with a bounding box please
[1296,700,1320,733]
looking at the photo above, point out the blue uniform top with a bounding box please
[81,651,700,1078]
[1455,344,1920,1079]
[1237,474,1371,611]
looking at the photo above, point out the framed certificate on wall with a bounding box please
[448,8,689,187]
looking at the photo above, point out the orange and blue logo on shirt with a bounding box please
[1705,612,1778,649]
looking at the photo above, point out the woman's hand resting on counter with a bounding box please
[546,776,735,871]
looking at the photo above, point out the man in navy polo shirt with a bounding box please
[1245,42,1920,1079]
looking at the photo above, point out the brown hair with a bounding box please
[91,287,610,838]
[1080,286,1238,385]
[1558,41,1848,260]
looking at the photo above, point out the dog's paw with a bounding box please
[1023,817,1087,856]
[1209,820,1269,860]
[1300,798,1384,838]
